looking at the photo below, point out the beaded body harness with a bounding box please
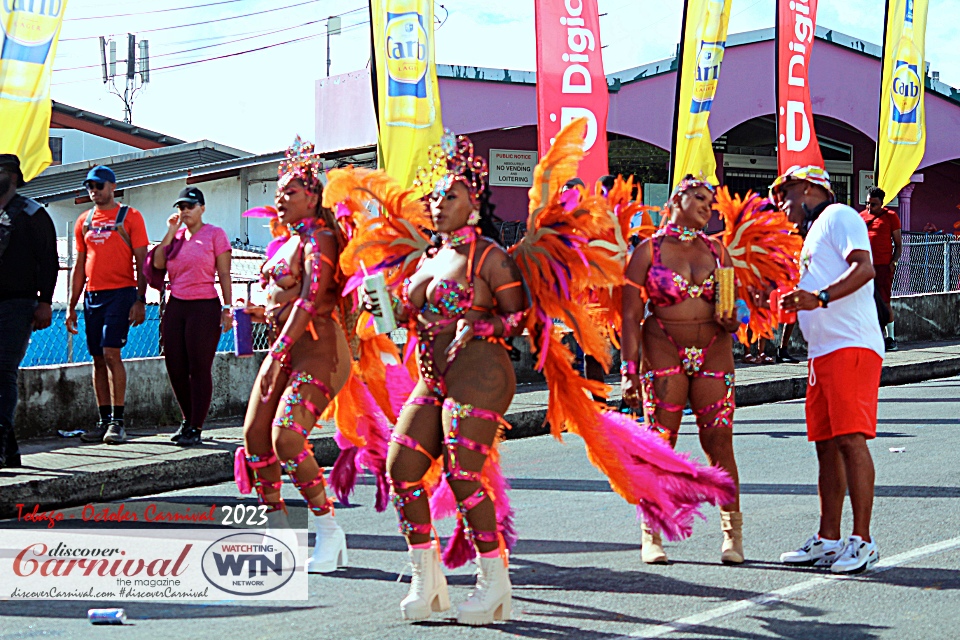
[626,224,735,435]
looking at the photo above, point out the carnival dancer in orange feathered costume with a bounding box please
[324,121,736,626]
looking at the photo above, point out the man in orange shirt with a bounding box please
[66,166,149,444]
[859,187,902,351]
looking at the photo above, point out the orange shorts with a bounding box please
[805,347,882,442]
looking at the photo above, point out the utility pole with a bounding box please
[326,15,341,77]
[100,34,149,124]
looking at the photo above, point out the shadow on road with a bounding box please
[504,479,960,499]
[749,615,888,639]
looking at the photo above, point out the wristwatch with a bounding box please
[137,294,147,303]
[815,289,830,308]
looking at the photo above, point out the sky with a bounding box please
[48,0,960,154]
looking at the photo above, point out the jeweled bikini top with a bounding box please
[644,223,720,307]
[401,226,497,320]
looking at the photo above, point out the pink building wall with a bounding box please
[316,34,960,230]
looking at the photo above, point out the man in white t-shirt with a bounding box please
[770,165,884,574]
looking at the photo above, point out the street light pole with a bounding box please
[326,15,341,77]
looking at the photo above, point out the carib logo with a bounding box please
[888,0,922,144]
[0,0,66,102]
[685,0,727,140]
[201,532,297,597]
[384,0,435,128]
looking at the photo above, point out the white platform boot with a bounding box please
[456,555,512,625]
[306,512,348,574]
[400,544,450,621]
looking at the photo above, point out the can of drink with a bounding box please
[363,272,397,334]
[715,267,736,316]
[88,609,126,625]
[768,287,798,324]
[233,308,254,357]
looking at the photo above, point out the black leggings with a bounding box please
[161,297,221,428]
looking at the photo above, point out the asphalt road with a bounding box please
[2,376,960,639]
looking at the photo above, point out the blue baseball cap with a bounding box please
[83,165,116,187]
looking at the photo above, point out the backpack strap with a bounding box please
[113,206,133,251]
[80,205,134,259]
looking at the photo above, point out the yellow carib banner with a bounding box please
[877,0,927,206]
[671,0,731,189]
[0,0,69,182]
[371,0,444,192]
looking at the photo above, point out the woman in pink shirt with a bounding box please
[153,187,232,446]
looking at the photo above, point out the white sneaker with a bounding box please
[306,512,348,574]
[830,535,879,574]
[456,555,512,626]
[780,534,845,567]
[400,544,450,621]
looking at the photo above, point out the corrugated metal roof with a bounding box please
[19,142,378,204]
[20,140,253,202]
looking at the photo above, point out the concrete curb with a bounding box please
[4,355,960,519]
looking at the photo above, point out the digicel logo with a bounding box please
[548,0,600,151]
[780,0,816,154]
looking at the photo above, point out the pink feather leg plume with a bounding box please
[430,442,516,569]
[597,411,736,540]
[326,372,392,512]
[234,447,252,495]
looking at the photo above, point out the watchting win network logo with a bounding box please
[201,532,297,597]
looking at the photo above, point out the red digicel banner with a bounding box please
[776,0,824,174]
[534,0,609,187]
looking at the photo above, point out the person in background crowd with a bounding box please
[66,165,149,445]
[598,174,616,197]
[743,337,775,364]
[776,321,800,362]
[0,154,59,470]
[151,187,232,447]
[860,187,902,351]
[773,166,883,574]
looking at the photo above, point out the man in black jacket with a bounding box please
[0,154,59,469]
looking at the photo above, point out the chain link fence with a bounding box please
[892,231,960,297]
[22,246,271,367]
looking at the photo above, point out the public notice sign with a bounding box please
[488,149,538,187]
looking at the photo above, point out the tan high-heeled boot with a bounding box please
[641,524,668,564]
[720,510,744,564]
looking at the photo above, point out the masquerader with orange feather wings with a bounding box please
[322,123,736,624]
[512,121,735,537]
[232,137,392,578]
[326,133,527,625]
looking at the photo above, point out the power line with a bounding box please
[60,2,364,42]
[54,16,334,72]
[52,21,370,86]
[65,0,251,21]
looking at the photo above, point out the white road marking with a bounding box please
[619,534,960,639]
